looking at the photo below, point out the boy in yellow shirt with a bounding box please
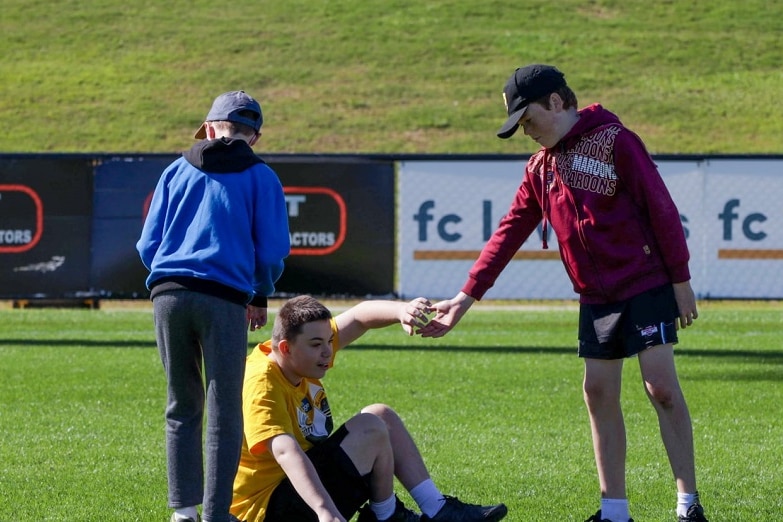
[231,295,507,522]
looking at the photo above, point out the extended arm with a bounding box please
[419,165,541,339]
[334,297,432,347]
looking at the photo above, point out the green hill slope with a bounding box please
[2,0,781,154]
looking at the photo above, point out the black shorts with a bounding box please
[578,284,679,360]
[263,424,371,522]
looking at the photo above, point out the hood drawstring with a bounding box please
[541,151,551,250]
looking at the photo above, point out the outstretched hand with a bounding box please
[400,297,434,336]
[417,292,476,338]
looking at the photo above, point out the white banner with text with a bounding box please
[399,158,783,300]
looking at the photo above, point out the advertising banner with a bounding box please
[92,155,178,296]
[0,157,94,298]
[269,157,395,296]
[703,159,783,298]
[399,160,574,300]
[94,155,395,298]
[399,158,783,300]
[2,154,781,301]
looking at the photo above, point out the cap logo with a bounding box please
[502,91,509,112]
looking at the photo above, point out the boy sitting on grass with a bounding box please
[231,295,508,522]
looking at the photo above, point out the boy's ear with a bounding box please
[278,339,290,356]
[551,92,565,111]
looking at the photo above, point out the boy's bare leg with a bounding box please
[340,412,395,502]
[360,403,430,490]
[583,359,627,499]
[638,344,697,493]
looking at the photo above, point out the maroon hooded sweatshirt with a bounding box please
[462,104,691,305]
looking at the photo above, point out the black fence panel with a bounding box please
[0,157,94,298]
[0,154,395,300]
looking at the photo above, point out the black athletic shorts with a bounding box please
[263,424,371,522]
[578,283,679,360]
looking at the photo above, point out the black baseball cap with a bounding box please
[497,64,567,139]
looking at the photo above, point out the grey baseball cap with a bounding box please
[194,90,263,139]
[497,64,566,139]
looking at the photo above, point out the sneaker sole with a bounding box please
[486,504,508,521]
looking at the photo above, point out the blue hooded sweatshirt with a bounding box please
[136,137,290,306]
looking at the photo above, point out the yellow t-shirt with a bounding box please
[231,319,340,522]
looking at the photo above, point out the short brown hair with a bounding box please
[211,110,260,138]
[535,85,578,111]
[272,295,332,348]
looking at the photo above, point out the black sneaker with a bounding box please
[678,503,708,522]
[585,510,634,522]
[420,495,507,522]
[357,496,421,522]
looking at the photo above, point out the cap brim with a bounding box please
[496,106,528,139]
[194,123,207,140]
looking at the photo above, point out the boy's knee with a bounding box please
[360,403,399,422]
[360,403,392,414]
[583,380,608,402]
[645,381,680,409]
[349,411,390,438]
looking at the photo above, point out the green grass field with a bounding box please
[2,2,782,521]
[1,0,782,154]
[0,300,781,521]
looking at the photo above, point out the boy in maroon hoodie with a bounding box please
[419,65,707,522]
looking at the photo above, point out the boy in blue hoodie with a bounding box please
[137,90,291,522]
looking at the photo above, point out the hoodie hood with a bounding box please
[183,137,264,173]
[558,103,623,146]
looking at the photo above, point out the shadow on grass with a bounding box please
[0,339,156,348]
[350,344,783,362]
[3,340,782,364]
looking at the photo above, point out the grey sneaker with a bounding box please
[420,495,507,522]
[678,503,708,522]
[585,510,633,522]
[357,496,421,522]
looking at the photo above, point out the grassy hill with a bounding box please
[2,0,781,155]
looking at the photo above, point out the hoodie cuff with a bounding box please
[461,277,488,301]
[249,295,268,308]
[669,263,691,285]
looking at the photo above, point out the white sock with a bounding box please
[173,506,199,521]
[409,479,446,518]
[601,498,630,522]
[677,491,700,517]
[371,494,397,521]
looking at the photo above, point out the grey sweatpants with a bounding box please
[153,290,247,522]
